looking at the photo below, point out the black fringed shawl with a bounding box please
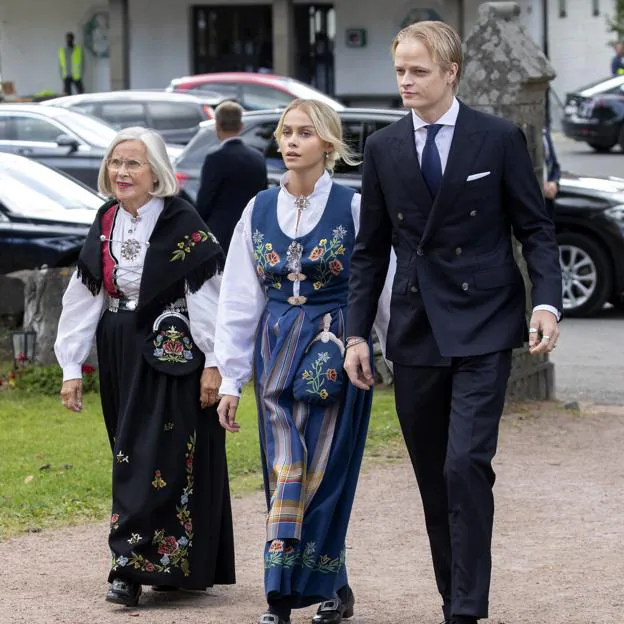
[77,196,225,326]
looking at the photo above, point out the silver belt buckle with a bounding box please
[107,297,137,313]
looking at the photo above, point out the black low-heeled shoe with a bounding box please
[312,588,355,624]
[258,613,291,624]
[105,578,142,607]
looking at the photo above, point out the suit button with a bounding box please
[397,212,404,221]
[455,247,462,255]
[461,282,469,291]
[410,285,419,293]
[469,210,477,217]
[417,248,424,256]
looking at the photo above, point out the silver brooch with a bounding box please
[293,195,310,212]
[120,239,141,262]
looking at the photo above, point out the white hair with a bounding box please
[97,126,178,198]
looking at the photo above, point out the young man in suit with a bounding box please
[344,21,562,624]
[195,101,267,254]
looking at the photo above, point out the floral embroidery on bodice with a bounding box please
[250,184,355,310]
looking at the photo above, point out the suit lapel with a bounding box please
[420,103,487,246]
[388,113,433,215]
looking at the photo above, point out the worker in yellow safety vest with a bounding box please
[58,32,84,95]
[611,41,624,76]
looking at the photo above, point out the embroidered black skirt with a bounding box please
[96,309,235,589]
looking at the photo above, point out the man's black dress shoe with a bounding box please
[105,578,142,606]
[312,586,355,623]
[258,613,291,624]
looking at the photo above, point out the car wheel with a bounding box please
[558,232,612,317]
[587,141,615,153]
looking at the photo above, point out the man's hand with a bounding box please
[343,341,374,390]
[200,367,222,408]
[60,379,83,412]
[528,310,560,355]
[543,180,558,200]
[217,395,240,433]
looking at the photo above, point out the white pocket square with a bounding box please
[466,171,491,182]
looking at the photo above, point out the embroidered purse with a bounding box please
[292,314,346,406]
[142,309,203,376]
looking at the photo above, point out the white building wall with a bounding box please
[0,0,614,112]
[334,0,460,100]
[0,0,109,95]
[547,0,612,123]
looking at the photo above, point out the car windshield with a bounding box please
[0,157,102,219]
[56,110,117,147]
[281,79,344,110]
[579,76,624,96]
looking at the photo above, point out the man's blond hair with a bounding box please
[391,21,463,94]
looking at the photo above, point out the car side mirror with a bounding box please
[56,134,80,152]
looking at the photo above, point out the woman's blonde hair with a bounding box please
[97,126,178,198]
[274,99,360,172]
[391,21,463,94]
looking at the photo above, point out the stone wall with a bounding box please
[461,1,557,401]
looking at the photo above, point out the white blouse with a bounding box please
[215,171,395,397]
[54,197,221,381]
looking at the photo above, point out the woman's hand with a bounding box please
[200,367,222,408]
[217,395,240,433]
[60,379,83,412]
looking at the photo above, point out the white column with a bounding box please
[273,0,295,77]
[109,0,129,90]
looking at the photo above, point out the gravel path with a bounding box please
[2,403,623,624]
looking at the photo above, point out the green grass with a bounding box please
[0,386,401,540]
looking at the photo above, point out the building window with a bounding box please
[592,0,600,16]
[559,0,566,18]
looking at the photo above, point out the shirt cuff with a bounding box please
[203,353,217,368]
[219,377,242,397]
[62,364,83,382]
[532,304,561,321]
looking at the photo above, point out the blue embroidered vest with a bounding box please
[251,183,355,319]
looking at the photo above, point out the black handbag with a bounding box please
[143,309,204,376]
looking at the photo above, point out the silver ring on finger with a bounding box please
[528,327,538,333]
[541,335,550,341]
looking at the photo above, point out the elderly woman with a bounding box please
[54,127,235,606]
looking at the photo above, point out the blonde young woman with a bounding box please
[215,100,391,624]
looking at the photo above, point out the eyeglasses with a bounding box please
[106,158,147,172]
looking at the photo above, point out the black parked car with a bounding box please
[561,75,624,152]
[0,103,182,190]
[42,90,227,145]
[0,152,101,274]
[176,108,624,317]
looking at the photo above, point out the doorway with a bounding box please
[191,4,336,94]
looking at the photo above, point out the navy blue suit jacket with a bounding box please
[347,103,563,365]
[195,138,267,255]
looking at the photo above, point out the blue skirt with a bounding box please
[253,303,372,607]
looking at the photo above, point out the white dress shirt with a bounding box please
[411,97,560,320]
[215,170,394,397]
[54,197,222,381]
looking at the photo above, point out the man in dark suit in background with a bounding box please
[543,125,561,220]
[195,101,267,254]
[344,21,562,624]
